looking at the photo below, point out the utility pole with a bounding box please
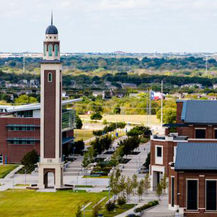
[205,56,208,76]
[23,54,25,73]
[161,81,164,127]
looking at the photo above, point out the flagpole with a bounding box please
[149,89,152,127]
[161,80,163,127]
[146,89,149,126]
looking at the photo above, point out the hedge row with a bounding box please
[134,200,159,213]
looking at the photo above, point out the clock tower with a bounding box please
[38,15,63,189]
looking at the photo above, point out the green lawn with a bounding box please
[0,190,108,217]
[0,164,18,178]
[0,190,134,217]
[80,114,160,126]
[74,129,94,141]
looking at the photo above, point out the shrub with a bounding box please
[75,115,83,129]
[134,200,158,213]
[106,201,116,213]
[90,112,102,120]
[93,130,103,137]
[117,196,126,206]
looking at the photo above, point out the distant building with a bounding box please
[121,83,137,89]
[0,99,81,164]
[181,83,203,89]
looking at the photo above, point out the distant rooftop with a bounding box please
[175,142,217,171]
[178,100,217,124]
[0,98,81,113]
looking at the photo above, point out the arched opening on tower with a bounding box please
[44,171,55,189]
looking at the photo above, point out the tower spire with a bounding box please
[51,11,53,25]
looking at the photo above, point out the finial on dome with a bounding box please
[51,11,53,25]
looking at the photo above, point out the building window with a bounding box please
[48,73,52,82]
[48,44,53,56]
[157,147,162,157]
[54,44,58,57]
[155,146,163,164]
[215,130,217,139]
[171,177,175,207]
[8,138,36,145]
[206,180,217,211]
[0,155,3,164]
[195,129,206,139]
[17,111,33,117]
[187,180,198,210]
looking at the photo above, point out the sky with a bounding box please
[1,0,217,53]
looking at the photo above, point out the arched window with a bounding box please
[54,44,59,57]
[44,44,47,56]
[48,73,52,82]
[48,44,53,56]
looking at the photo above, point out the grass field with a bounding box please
[74,129,94,141]
[80,115,160,126]
[0,190,109,217]
[0,164,18,178]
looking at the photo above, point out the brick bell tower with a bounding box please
[38,14,63,189]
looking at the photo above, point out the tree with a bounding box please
[21,150,39,173]
[75,115,83,129]
[137,179,144,202]
[105,201,116,213]
[132,174,138,195]
[144,152,150,169]
[90,112,102,121]
[157,108,176,124]
[75,206,82,217]
[119,137,140,157]
[92,204,101,217]
[125,177,133,200]
[156,183,163,201]
[143,173,151,194]
[15,94,38,105]
[110,169,121,197]
[88,146,95,161]
[160,174,168,195]
[72,140,84,154]
[118,175,126,196]
[82,153,89,168]
[127,126,151,138]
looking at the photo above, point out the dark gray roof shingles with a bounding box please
[182,100,217,124]
[175,142,217,171]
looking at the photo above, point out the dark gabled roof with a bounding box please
[180,100,217,124]
[175,142,217,171]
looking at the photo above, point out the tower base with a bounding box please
[38,162,64,190]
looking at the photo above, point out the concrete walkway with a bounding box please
[121,142,150,178]
[142,198,175,217]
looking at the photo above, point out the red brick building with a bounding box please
[150,100,217,216]
[0,99,80,164]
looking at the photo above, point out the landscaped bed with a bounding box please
[0,164,18,178]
